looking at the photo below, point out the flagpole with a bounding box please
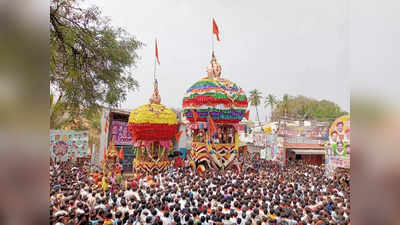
[211,18,214,54]
[153,56,156,82]
[211,33,214,54]
[154,38,157,82]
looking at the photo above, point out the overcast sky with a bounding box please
[90,0,350,121]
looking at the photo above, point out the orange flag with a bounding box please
[175,131,183,143]
[244,110,250,120]
[132,132,138,142]
[104,120,109,133]
[212,18,220,41]
[208,113,217,137]
[155,39,160,65]
[192,110,199,122]
[119,147,125,160]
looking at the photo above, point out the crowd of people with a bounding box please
[50,154,350,225]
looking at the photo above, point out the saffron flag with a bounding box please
[192,110,199,122]
[175,131,183,143]
[208,113,217,137]
[104,119,109,133]
[212,18,220,41]
[132,131,138,142]
[119,147,124,160]
[155,39,160,65]
[244,110,250,120]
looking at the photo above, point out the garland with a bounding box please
[185,92,247,101]
[182,78,248,123]
[186,78,241,93]
[129,104,177,125]
[183,109,246,123]
[183,96,248,108]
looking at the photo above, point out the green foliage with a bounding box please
[264,94,277,121]
[272,95,348,123]
[50,92,70,129]
[249,89,262,107]
[50,91,102,152]
[50,0,143,109]
[249,89,263,123]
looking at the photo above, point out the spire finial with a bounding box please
[211,51,217,63]
[207,52,222,79]
[149,79,161,104]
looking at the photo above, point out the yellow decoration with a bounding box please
[263,126,271,134]
[197,164,205,173]
[128,104,177,125]
[234,131,239,151]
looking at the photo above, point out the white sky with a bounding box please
[89,0,350,121]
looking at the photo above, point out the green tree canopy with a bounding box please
[50,0,143,109]
[272,95,348,123]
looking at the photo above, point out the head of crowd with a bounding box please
[50,154,350,225]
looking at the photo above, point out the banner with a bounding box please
[329,156,350,169]
[50,130,89,161]
[277,125,329,139]
[110,121,132,145]
[329,115,350,157]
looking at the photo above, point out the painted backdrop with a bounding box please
[50,130,89,161]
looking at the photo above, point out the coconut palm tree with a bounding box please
[280,94,291,118]
[264,94,277,122]
[249,89,262,124]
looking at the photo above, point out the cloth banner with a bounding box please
[50,130,89,161]
[110,121,132,145]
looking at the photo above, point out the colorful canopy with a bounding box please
[128,103,178,141]
[182,77,248,124]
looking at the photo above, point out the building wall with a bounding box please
[97,108,110,168]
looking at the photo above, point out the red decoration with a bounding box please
[244,110,250,120]
[128,123,178,141]
[186,117,241,124]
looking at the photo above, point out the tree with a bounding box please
[249,89,262,124]
[280,94,291,118]
[50,92,71,129]
[51,92,102,154]
[50,0,143,110]
[271,95,348,123]
[264,94,277,122]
